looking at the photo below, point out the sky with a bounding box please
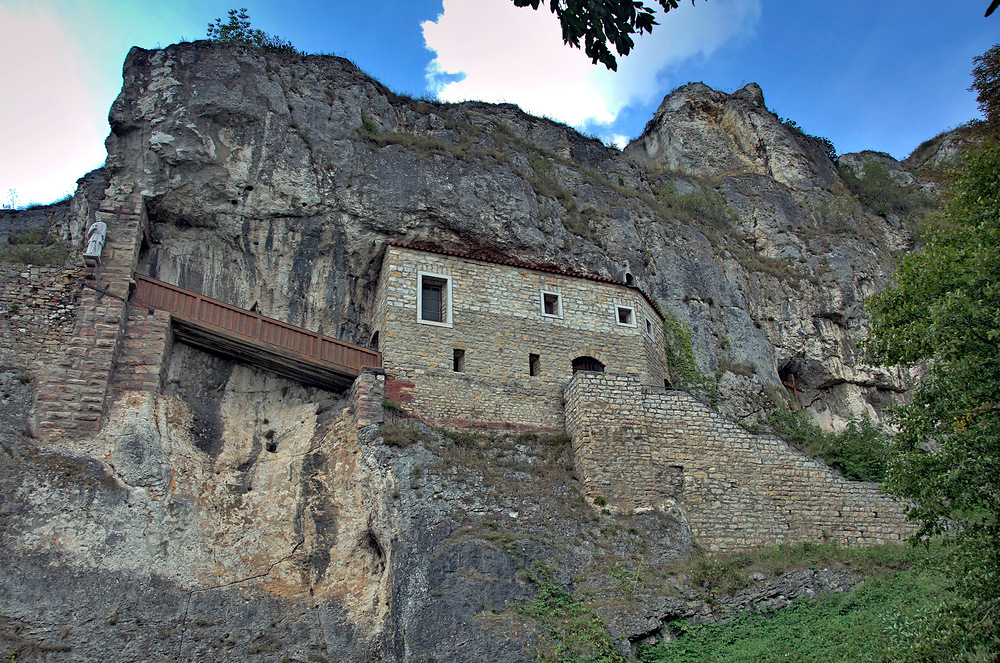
[0,0,996,207]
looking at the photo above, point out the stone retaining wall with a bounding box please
[0,262,84,369]
[565,371,912,552]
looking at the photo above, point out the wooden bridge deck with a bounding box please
[131,274,381,392]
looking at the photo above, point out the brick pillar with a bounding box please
[34,199,147,441]
[350,367,386,430]
[112,310,174,393]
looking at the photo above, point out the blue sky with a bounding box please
[1,0,996,207]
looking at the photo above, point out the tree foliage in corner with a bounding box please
[866,44,1000,660]
[207,8,299,55]
[512,0,702,71]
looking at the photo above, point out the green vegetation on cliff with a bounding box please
[639,544,954,663]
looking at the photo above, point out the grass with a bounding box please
[638,543,953,663]
[380,422,425,448]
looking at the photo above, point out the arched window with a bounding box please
[624,272,635,286]
[572,356,605,374]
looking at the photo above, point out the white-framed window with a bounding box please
[540,290,563,318]
[616,305,636,327]
[417,271,453,327]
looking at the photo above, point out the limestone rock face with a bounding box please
[93,41,920,431]
[625,82,840,191]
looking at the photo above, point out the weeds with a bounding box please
[519,564,626,663]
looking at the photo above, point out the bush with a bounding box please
[836,157,928,223]
[766,410,889,483]
[207,8,299,55]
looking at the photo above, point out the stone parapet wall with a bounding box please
[34,199,147,440]
[0,262,85,369]
[385,373,564,432]
[566,372,913,552]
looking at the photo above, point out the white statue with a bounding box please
[83,220,107,266]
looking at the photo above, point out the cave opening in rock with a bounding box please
[361,529,385,576]
[778,362,804,409]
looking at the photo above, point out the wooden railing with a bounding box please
[131,274,380,390]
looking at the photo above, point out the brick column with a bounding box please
[349,367,386,430]
[35,199,147,440]
[112,310,174,393]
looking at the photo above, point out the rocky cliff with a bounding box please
[0,40,935,661]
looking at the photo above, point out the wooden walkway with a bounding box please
[131,274,381,392]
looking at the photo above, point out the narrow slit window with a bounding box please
[616,305,635,327]
[529,353,540,376]
[645,317,653,336]
[541,291,562,318]
[453,348,465,372]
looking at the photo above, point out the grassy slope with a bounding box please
[638,543,953,663]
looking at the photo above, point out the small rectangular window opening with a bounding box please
[616,306,635,326]
[645,317,653,336]
[541,291,562,317]
[453,348,465,372]
[529,353,540,376]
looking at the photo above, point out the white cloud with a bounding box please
[423,0,760,130]
[604,134,630,150]
[0,5,107,205]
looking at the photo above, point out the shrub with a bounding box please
[836,157,929,224]
[780,117,837,162]
[765,410,889,483]
[207,8,300,55]
[1,229,68,265]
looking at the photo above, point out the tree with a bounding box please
[207,8,299,55]
[866,131,1000,660]
[972,43,1000,132]
[511,0,701,71]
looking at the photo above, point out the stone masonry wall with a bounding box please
[375,245,667,430]
[34,199,147,440]
[0,262,85,371]
[565,372,912,552]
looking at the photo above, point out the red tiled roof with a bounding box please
[386,241,665,320]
